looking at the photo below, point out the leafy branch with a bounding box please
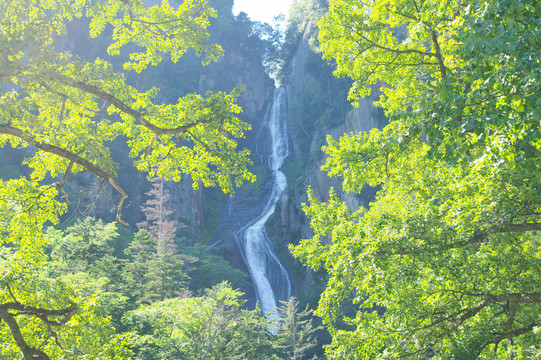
[0,124,128,225]
[0,299,78,360]
[66,80,217,135]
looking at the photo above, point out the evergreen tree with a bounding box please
[122,229,189,304]
[133,177,197,302]
[138,177,177,255]
[274,297,322,360]
[49,217,119,275]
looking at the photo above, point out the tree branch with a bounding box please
[66,80,216,135]
[432,293,541,345]
[356,31,436,58]
[430,30,446,78]
[500,223,541,233]
[55,161,73,203]
[480,323,539,354]
[490,292,541,304]
[0,301,78,360]
[377,222,541,256]
[0,124,128,225]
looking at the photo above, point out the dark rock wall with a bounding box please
[278,20,388,302]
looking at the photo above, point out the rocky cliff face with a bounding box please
[54,1,275,241]
[154,1,276,242]
[164,40,275,242]
[277,20,388,301]
[284,21,386,223]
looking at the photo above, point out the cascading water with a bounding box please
[235,88,292,316]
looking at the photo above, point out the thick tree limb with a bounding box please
[0,301,78,360]
[452,222,541,248]
[66,80,216,135]
[0,125,112,181]
[446,292,541,327]
[0,124,128,225]
[430,30,447,78]
[490,292,541,304]
[481,323,539,351]
[500,223,541,233]
[422,293,541,348]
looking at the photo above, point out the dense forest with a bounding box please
[0,0,539,359]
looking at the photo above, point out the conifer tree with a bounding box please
[138,177,177,255]
[136,177,198,301]
[273,297,322,360]
[123,229,189,304]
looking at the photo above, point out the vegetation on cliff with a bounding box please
[2,0,539,358]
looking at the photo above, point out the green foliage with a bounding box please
[291,0,541,358]
[0,0,255,221]
[0,0,259,357]
[49,217,119,271]
[122,229,189,304]
[183,245,250,290]
[274,0,329,83]
[318,0,463,111]
[273,297,323,360]
[0,243,132,358]
[125,281,276,360]
[90,0,223,71]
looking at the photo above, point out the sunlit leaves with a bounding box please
[0,178,64,249]
[126,282,274,359]
[124,89,255,193]
[1,0,254,199]
[293,0,541,358]
[0,247,133,359]
[318,0,465,111]
[87,0,223,72]
[0,0,257,357]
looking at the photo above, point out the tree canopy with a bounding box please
[126,281,276,360]
[292,0,541,358]
[0,0,255,226]
[0,0,256,357]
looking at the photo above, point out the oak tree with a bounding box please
[292,0,541,358]
[0,0,255,357]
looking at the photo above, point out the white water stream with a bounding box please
[235,88,292,316]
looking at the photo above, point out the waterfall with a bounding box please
[235,88,292,316]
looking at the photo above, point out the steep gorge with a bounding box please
[0,0,388,311]
[212,3,389,306]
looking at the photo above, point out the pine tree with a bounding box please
[137,177,177,255]
[273,297,322,360]
[126,178,193,303]
[123,229,190,304]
